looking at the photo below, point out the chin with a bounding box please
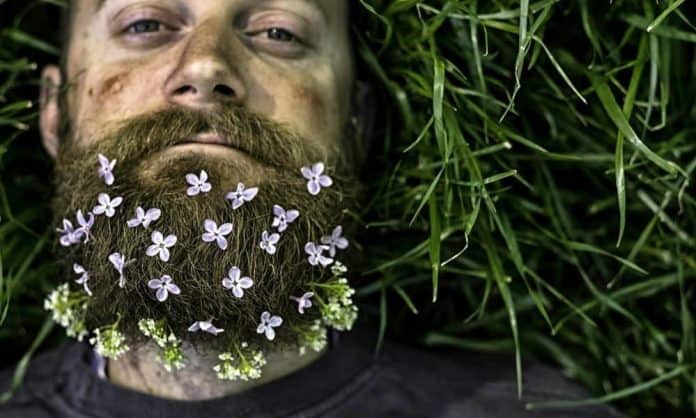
[135,148,265,191]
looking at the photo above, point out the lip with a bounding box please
[187,132,228,146]
[166,131,260,164]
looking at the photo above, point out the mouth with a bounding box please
[169,132,251,158]
[185,132,229,147]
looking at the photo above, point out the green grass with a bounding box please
[1,1,695,417]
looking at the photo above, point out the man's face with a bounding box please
[40,0,358,347]
[57,0,352,159]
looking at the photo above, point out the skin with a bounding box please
[39,0,354,400]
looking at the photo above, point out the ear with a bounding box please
[39,65,63,159]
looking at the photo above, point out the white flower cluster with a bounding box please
[313,262,358,331]
[90,325,130,359]
[213,342,267,381]
[297,319,328,356]
[138,318,186,372]
[44,283,89,341]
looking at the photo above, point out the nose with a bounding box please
[164,20,246,109]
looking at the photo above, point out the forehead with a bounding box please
[71,0,345,24]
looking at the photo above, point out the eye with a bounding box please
[126,19,163,34]
[265,28,296,42]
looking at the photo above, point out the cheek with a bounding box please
[271,75,344,149]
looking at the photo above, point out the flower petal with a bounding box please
[229,267,240,280]
[239,277,253,288]
[318,175,333,188]
[204,219,217,233]
[146,245,160,257]
[127,218,141,228]
[163,235,177,247]
[286,210,300,223]
[269,316,283,327]
[218,223,233,235]
[167,283,181,295]
[98,154,110,167]
[200,183,212,193]
[307,180,320,195]
[216,236,228,250]
[156,287,168,302]
[159,248,170,262]
[301,166,314,180]
[242,187,258,200]
[98,193,109,205]
[186,173,199,186]
[146,208,161,221]
[108,253,123,268]
[273,205,284,216]
[152,231,164,243]
[187,186,200,196]
[148,279,163,289]
[202,232,216,242]
[111,196,123,207]
[199,170,208,182]
[256,324,266,334]
[265,327,276,341]
[232,287,243,298]
[222,278,235,289]
[188,322,201,332]
[312,162,325,174]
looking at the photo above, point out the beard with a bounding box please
[52,106,356,351]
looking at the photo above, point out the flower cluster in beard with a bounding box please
[138,318,186,371]
[213,341,267,381]
[47,106,360,382]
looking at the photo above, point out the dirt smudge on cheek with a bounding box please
[98,71,131,100]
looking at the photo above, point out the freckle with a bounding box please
[88,88,94,96]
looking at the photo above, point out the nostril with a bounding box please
[214,84,235,97]
[174,85,196,95]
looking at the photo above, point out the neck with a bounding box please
[108,340,327,400]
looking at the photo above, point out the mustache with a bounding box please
[61,105,331,173]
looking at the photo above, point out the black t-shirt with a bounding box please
[0,326,625,418]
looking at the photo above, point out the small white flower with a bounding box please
[76,210,95,243]
[202,219,233,250]
[304,242,333,266]
[301,162,333,196]
[225,183,259,210]
[108,252,135,288]
[127,207,161,229]
[188,320,224,336]
[146,231,177,262]
[272,205,300,233]
[290,292,314,314]
[186,170,212,196]
[256,311,283,341]
[222,267,254,299]
[57,219,82,247]
[98,154,116,186]
[73,263,92,296]
[148,275,181,302]
[93,193,123,218]
[321,226,349,257]
[259,230,280,255]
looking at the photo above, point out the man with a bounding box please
[0,1,625,417]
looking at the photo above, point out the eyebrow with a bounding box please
[95,0,329,21]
